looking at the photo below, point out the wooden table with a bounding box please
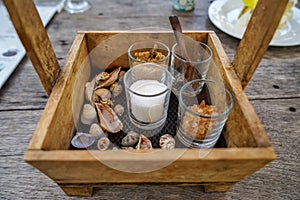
[0,0,299,199]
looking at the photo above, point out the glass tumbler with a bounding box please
[177,79,233,148]
[124,63,174,130]
[170,41,212,96]
[128,41,170,68]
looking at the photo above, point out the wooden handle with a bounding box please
[232,0,289,89]
[169,15,198,81]
[3,0,60,95]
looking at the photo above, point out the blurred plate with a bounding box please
[208,0,300,46]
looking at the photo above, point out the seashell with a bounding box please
[85,79,96,105]
[159,134,175,150]
[112,84,123,97]
[118,70,126,80]
[81,104,97,125]
[114,104,124,116]
[95,103,123,133]
[95,67,121,89]
[97,137,110,151]
[121,131,140,147]
[89,123,106,139]
[71,132,95,148]
[93,88,112,105]
[110,82,118,92]
[136,134,152,150]
[95,71,110,82]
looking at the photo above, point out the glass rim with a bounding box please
[179,79,234,119]
[124,62,173,97]
[128,40,171,63]
[172,42,213,64]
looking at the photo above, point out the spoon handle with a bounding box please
[169,15,189,60]
[169,15,197,81]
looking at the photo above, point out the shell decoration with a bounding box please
[95,67,121,89]
[89,123,106,139]
[122,131,140,147]
[71,132,95,148]
[81,104,97,125]
[85,79,96,105]
[95,103,123,133]
[159,134,175,150]
[97,137,110,151]
[93,88,112,105]
[114,104,124,117]
[136,134,152,150]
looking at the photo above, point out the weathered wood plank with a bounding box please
[0,97,299,199]
[0,0,299,199]
[232,0,290,88]
[1,25,299,112]
[3,0,60,95]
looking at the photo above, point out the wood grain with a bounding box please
[232,0,290,89]
[1,97,298,199]
[2,0,60,95]
[0,0,299,199]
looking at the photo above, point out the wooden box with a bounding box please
[5,0,289,196]
[23,31,275,196]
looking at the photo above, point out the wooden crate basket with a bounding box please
[4,0,289,197]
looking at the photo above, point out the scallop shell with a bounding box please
[71,132,95,148]
[114,104,124,116]
[159,134,175,150]
[89,123,106,139]
[97,137,110,151]
[136,134,152,150]
[81,104,97,125]
[95,67,121,89]
[122,131,140,147]
[95,103,123,133]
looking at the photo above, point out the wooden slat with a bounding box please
[27,33,90,150]
[2,0,60,95]
[24,148,275,183]
[207,33,272,148]
[233,0,290,88]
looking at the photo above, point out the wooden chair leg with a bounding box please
[59,185,94,196]
[204,183,235,192]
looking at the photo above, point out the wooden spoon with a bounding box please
[169,15,197,81]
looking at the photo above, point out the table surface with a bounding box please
[0,0,299,199]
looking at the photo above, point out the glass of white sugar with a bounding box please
[124,63,174,130]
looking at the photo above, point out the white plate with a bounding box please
[208,0,300,46]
